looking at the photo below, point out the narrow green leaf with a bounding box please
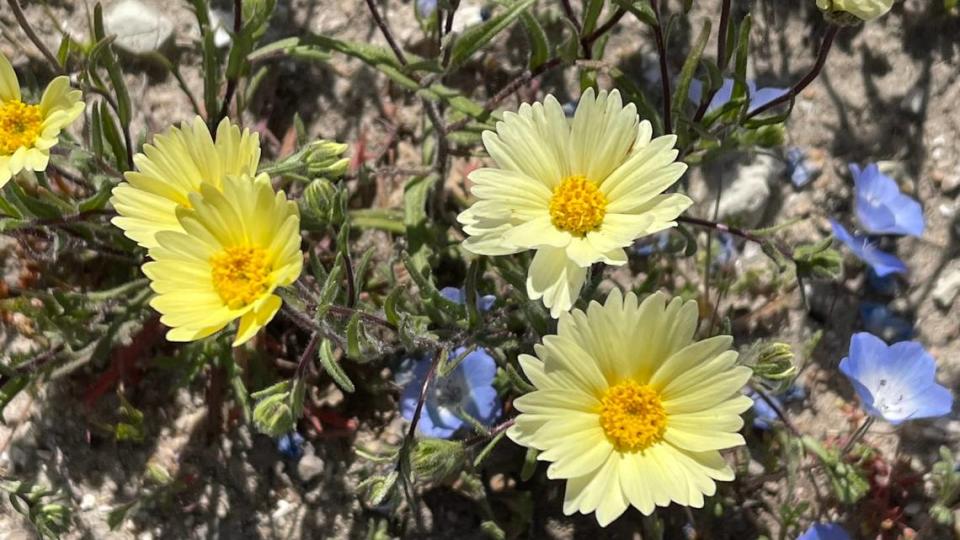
[98,102,127,171]
[581,0,605,35]
[614,0,657,27]
[78,184,114,212]
[202,30,220,124]
[383,287,403,326]
[348,209,406,233]
[520,447,539,481]
[732,15,752,104]
[90,102,104,159]
[518,10,549,69]
[404,174,439,269]
[346,312,362,359]
[449,0,536,68]
[671,19,711,138]
[318,339,355,393]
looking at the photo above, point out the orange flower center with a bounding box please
[210,245,270,309]
[0,100,43,156]
[599,380,667,452]
[549,175,607,237]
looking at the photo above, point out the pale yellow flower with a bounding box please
[143,174,302,346]
[458,89,690,318]
[0,51,83,187]
[111,116,261,250]
[507,290,752,526]
[816,0,894,20]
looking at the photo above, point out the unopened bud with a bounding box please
[411,439,466,484]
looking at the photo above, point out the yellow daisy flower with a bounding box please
[457,88,691,318]
[143,174,302,346]
[507,289,752,526]
[0,51,84,187]
[111,116,261,250]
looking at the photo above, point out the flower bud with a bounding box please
[304,140,349,179]
[815,0,894,22]
[411,439,466,484]
[753,342,797,382]
[302,178,338,227]
[251,380,304,437]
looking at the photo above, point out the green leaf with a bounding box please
[518,9,549,69]
[98,102,127,171]
[7,182,62,219]
[581,0,605,35]
[520,447,539,481]
[77,184,114,213]
[303,34,431,91]
[348,209,405,233]
[614,0,657,27]
[318,339,355,393]
[404,174,439,269]
[448,0,536,68]
[383,287,403,326]
[732,15,752,104]
[201,29,220,125]
[316,253,344,320]
[345,312,362,359]
[671,19,711,142]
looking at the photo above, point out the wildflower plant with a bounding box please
[0,0,953,538]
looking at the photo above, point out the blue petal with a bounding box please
[748,86,789,112]
[830,220,908,277]
[416,0,438,17]
[747,390,780,430]
[458,347,498,388]
[853,163,925,237]
[708,79,736,113]
[417,402,461,439]
[464,386,502,425]
[904,382,954,421]
[889,194,925,237]
[440,287,465,304]
[797,523,852,540]
[478,294,496,312]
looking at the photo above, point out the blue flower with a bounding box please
[748,386,805,430]
[631,230,671,256]
[689,78,788,115]
[852,163,924,237]
[786,147,814,188]
[840,332,953,425]
[439,286,496,312]
[277,432,305,460]
[399,346,502,438]
[797,523,851,540]
[859,302,914,343]
[416,0,437,18]
[712,233,737,269]
[830,219,907,277]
